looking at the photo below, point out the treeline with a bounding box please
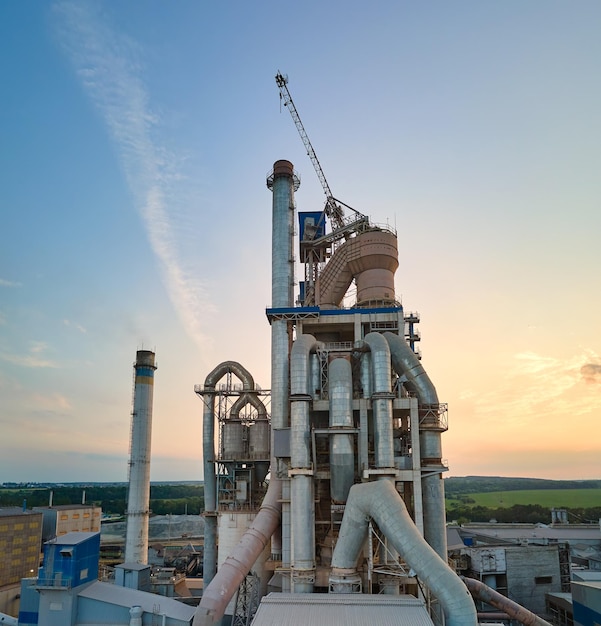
[445,476,601,497]
[447,503,601,525]
[0,484,204,516]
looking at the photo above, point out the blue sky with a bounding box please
[1,1,600,482]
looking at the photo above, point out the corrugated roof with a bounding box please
[250,593,434,626]
[78,581,196,621]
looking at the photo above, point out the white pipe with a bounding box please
[0,613,18,625]
[329,357,354,503]
[384,331,447,561]
[330,481,477,626]
[290,334,318,592]
[363,333,394,470]
[192,478,282,626]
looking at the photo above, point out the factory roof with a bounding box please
[0,507,42,517]
[460,523,600,544]
[47,531,99,545]
[78,581,196,621]
[33,504,99,510]
[250,593,434,626]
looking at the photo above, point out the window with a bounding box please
[535,576,553,585]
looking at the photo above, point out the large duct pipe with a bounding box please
[125,350,157,564]
[193,479,282,626]
[462,577,553,626]
[330,481,477,626]
[384,331,447,561]
[200,361,255,585]
[363,333,394,471]
[329,358,354,503]
[290,334,318,592]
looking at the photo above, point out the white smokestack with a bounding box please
[124,349,157,564]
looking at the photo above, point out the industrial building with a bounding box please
[15,532,195,626]
[32,503,101,543]
[188,73,572,626]
[0,509,42,617]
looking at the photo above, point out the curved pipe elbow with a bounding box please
[331,481,477,626]
[203,360,255,391]
[383,332,438,404]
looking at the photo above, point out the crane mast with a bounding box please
[275,71,346,229]
[276,71,371,306]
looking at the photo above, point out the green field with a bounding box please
[447,489,601,509]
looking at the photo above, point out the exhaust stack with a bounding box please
[124,349,156,564]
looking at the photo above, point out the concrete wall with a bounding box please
[505,545,562,616]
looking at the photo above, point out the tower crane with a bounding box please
[275,71,368,234]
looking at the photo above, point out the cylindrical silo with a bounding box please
[125,349,157,564]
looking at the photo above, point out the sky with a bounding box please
[1,1,600,483]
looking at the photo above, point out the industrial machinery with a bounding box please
[193,77,553,626]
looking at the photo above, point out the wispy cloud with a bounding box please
[53,1,213,351]
[463,349,600,424]
[0,278,21,288]
[1,353,58,369]
[0,341,59,369]
[63,319,87,334]
[0,340,58,369]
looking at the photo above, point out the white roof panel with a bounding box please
[251,593,434,626]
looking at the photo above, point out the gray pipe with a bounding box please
[200,361,255,586]
[364,333,394,470]
[229,392,267,419]
[193,478,282,626]
[462,577,553,626]
[270,161,296,563]
[290,334,318,591]
[330,481,477,626]
[329,357,354,503]
[384,332,447,561]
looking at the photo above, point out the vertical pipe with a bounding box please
[269,160,296,563]
[125,350,156,564]
[329,358,354,503]
[290,334,318,592]
[363,333,394,471]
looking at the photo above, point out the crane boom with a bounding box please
[275,71,345,229]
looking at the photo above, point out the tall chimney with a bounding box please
[124,349,157,564]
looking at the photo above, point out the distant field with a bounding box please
[447,489,601,509]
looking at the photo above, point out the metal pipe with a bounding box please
[125,350,157,565]
[193,478,282,626]
[269,160,296,564]
[200,361,255,586]
[384,331,447,561]
[462,577,553,626]
[363,333,394,470]
[330,481,477,626]
[329,357,354,503]
[290,334,318,592]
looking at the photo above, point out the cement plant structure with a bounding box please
[193,160,484,626]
